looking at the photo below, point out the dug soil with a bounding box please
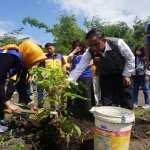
[1,91,150,150]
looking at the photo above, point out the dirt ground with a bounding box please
[0,90,150,150]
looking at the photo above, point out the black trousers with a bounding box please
[6,79,16,99]
[74,77,95,111]
[100,73,133,110]
[0,79,16,120]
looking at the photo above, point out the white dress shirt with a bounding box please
[68,39,135,81]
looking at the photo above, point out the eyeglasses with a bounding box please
[88,42,101,48]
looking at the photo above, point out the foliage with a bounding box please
[23,17,49,30]
[84,16,150,52]
[0,134,24,150]
[12,144,25,150]
[0,28,29,47]
[0,135,7,147]
[49,14,86,54]
[133,16,150,40]
[22,14,86,54]
[134,108,150,116]
[30,67,88,146]
[22,14,150,54]
[84,16,130,38]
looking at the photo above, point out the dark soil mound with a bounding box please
[7,105,94,150]
[1,105,150,150]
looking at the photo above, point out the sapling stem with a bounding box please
[81,130,91,143]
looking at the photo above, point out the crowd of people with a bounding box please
[0,23,150,132]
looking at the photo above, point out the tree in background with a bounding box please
[22,14,86,54]
[131,16,150,50]
[0,28,29,47]
[84,16,129,38]
[47,14,86,54]
[1,14,150,53]
[84,16,135,51]
[84,15,150,51]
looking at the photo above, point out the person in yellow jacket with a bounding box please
[37,42,66,107]
[0,40,46,132]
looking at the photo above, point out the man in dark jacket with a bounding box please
[68,29,135,110]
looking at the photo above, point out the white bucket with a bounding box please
[93,106,135,150]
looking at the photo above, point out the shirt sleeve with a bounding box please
[68,50,92,81]
[118,39,135,77]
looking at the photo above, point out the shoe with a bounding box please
[141,104,150,109]
[134,104,138,108]
[89,106,97,113]
[0,125,8,132]
[0,119,9,126]
[13,92,18,94]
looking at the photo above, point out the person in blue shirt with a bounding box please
[67,39,95,111]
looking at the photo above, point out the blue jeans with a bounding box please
[28,82,35,102]
[132,75,150,105]
[37,85,44,106]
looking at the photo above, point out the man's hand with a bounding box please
[28,102,38,111]
[4,101,22,114]
[28,76,33,84]
[145,76,149,81]
[5,79,10,82]
[59,79,70,91]
[123,76,131,86]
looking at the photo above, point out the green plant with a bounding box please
[134,108,150,116]
[0,135,7,148]
[8,129,14,138]
[12,143,25,150]
[30,67,88,147]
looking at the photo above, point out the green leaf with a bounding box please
[63,110,68,115]
[45,109,50,115]
[38,108,45,114]
[36,111,44,122]
[72,124,82,137]
[29,114,35,119]
[60,117,67,123]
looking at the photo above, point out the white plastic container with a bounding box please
[93,106,135,150]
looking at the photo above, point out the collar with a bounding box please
[93,41,112,55]
[105,41,112,51]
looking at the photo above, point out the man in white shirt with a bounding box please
[68,29,135,110]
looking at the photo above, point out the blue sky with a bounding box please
[0,0,149,46]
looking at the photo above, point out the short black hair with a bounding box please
[86,28,105,40]
[45,42,54,48]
